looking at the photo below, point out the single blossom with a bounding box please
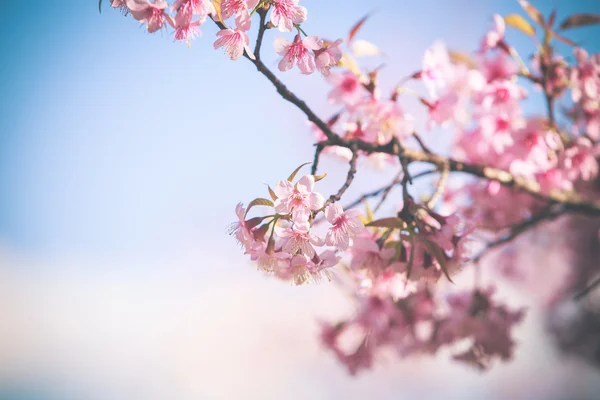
[315,39,343,76]
[275,221,323,258]
[213,28,255,60]
[274,34,322,74]
[421,41,453,98]
[126,0,172,33]
[480,14,505,52]
[273,174,324,221]
[325,203,364,250]
[221,0,259,31]
[270,0,307,32]
[326,71,366,106]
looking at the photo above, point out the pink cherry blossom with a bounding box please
[275,221,323,258]
[270,0,307,32]
[221,0,260,31]
[228,203,255,251]
[213,28,255,60]
[480,14,505,52]
[324,203,364,250]
[274,34,322,74]
[273,174,324,222]
[421,41,453,98]
[559,138,600,182]
[350,236,395,273]
[126,0,173,33]
[315,39,343,76]
[326,71,366,106]
[172,0,215,17]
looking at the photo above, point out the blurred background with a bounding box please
[1,1,600,399]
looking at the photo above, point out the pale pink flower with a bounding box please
[480,14,505,52]
[221,0,259,31]
[126,0,173,33]
[214,28,255,60]
[172,0,215,17]
[270,0,307,32]
[172,20,201,42]
[350,236,395,272]
[421,41,453,98]
[275,221,323,258]
[273,174,324,222]
[315,39,343,76]
[481,52,518,83]
[559,138,600,182]
[326,71,366,106]
[324,203,364,250]
[274,34,322,74]
[228,203,255,250]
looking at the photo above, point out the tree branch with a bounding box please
[327,145,358,205]
[210,18,600,218]
[470,207,563,264]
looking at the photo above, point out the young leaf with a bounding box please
[337,53,362,76]
[99,0,103,13]
[422,239,454,283]
[351,40,382,57]
[552,31,577,46]
[504,14,536,37]
[517,0,544,27]
[406,234,415,280]
[268,185,278,201]
[287,162,312,182]
[366,217,405,229]
[348,14,370,44]
[212,0,225,23]
[245,198,275,217]
[558,13,600,30]
[448,51,477,69]
[314,173,327,182]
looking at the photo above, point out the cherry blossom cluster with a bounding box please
[230,171,366,285]
[105,0,600,376]
[321,286,525,374]
[109,0,343,73]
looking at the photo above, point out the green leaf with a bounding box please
[366,217,405,229]
[504,14,536,37]
[559,13,600,30]
[422,239,453,283]
[287,162,311,182]
[245,198,275,217]
[406,234,415,280]
[99,0,103,13]
[268,185,278,201]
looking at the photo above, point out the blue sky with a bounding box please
[0,0,599,263]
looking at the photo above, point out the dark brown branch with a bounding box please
[574,276,600,301]
[210,18,600,218]
[327,145,358,205]
[254,8,268,59]
[471,207,563,264]
[311,142,324,175]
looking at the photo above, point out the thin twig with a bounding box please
[254,8,268,59]
[311,143,324,175]
[574,276,600,301]
[209,18,600,218]
[470,207,563,265]
[327,145,359,205]
[374,170,403,213]
[412,132,432,154]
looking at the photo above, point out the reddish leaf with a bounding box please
[517,0,544,27]
[548,9,557,28]
[366,217,405,229]
[552,31,577,46]
[348,14,370,44]
[559,13,600,30]
[268,185,278,201]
